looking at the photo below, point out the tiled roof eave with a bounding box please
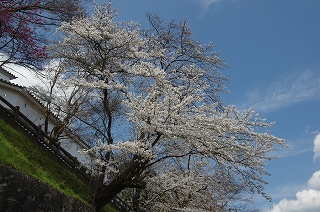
[0,67,18,80]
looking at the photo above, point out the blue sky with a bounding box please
[10,0,320,211]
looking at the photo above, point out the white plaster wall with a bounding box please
[0,86,54,131]
[60,137,90,165]
[0,84,91,165]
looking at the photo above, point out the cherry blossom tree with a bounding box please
[0,0,85,68]
[28,61,92,142]
[51,3,286,211]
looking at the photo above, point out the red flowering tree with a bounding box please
[0,0,47,68]
[0,0,85,69]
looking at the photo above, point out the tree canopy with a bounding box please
[2,2,287,211]
[47,3,286,211]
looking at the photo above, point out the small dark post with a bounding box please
[56,142,61,156]
[74,157,78,169]
[13,106,20,121]
[36,125,42,140]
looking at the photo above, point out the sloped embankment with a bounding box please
[0,163,95,212]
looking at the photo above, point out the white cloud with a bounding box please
[269,170,320,212]
[308,170,320,190]
[270,190,320,212]
[245,70,320,112]
[313,134,320,160]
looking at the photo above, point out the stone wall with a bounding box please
[0,164,95,212]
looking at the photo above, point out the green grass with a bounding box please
[0,118,117,212]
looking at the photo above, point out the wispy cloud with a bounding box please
[195,0,220,16]
[244,70,320,113]
[271,136,313,159]
[195,0,242,17]
[199,0,220,9]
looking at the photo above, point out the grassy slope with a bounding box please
[0,118,116,212]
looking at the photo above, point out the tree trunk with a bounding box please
[132,188,141,211]
[94,158,148,211]
[94,180,125,211]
